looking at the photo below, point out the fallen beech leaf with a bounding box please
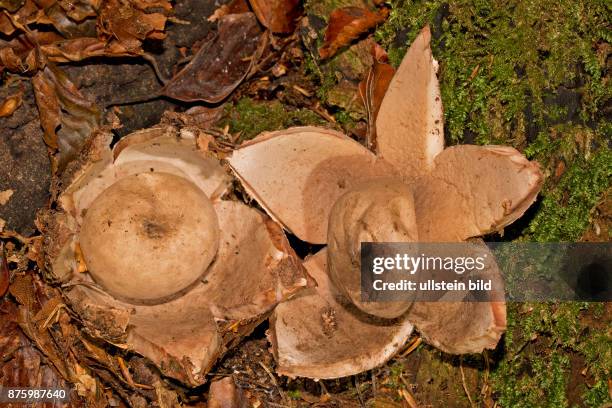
[0,0,49,36]
[0,31,133,74]
[0,189,14,205]
[208,377,248,408]
[359,43,395,148]
[97,0,170,53]
[249,0,301,33]
[162,13,263,103]
[0,243,8,297]
[208,0,250,22]
[319,7,388,60]
[376,26,444,181]
[32,65,101,172]
[0,92,22,117]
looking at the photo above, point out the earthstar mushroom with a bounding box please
[42,125,309,385]
[228,26,543,378]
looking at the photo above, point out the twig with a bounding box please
[460,357,476,408]
[400,337,423,357]
[117,356,135,388]
[399,388,418,408]
[258,361,287,404]
[354,376,365,408]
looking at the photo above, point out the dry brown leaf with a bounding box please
[208,0,250,22]
[0,30,134,74]
[208,377,248,408]
[162,12,263,103]
[319,6,388,59]
[0,91,22,117]
[0,0,50,36]
[249,0,301,33]
[359,42,395,149]
[0,243,8,297]
[32,64,101,172]
[0,189,14,205]
[97,0,170,54]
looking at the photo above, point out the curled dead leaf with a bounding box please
[359,43,395,149]
[32,64,101,172]
[0,243,8,297]
[0,91,22,117]
[249,0,301,33]
[319,6,389,60]
[0,189,14,205]
[162,12,263,103]
[208,376,248,408]
[97,0,170,53]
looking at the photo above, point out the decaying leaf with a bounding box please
[0,91,22,117]
[0,189,14,205]
[208,376,248,408]
[249,0,301,33]
[0,31,131,74]
[162,12,263,103]
[359,43,395,148]
[0,0,99,37]
[44,125,309,385]
[32,64,100,172]
[230,25,544,378]
[269,249,414,379]
[319,6,389,60]
[0,243,8,297]
[376,26,444,181]
[97,0,170,53]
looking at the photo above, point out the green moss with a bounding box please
[221,98,325,141]
[525,147,611,242]
[375,0,610,145]
[372,2,610,406]
[491,302,611,408]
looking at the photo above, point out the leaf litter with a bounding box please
[0,0,549,406]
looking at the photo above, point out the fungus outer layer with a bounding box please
[269,249,414,379]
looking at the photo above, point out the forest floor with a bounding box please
[0,0,610,407]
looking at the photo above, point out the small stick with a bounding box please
[117,356,135,388]
[354,376,365,408]
[258,361,287,404]
[400,337,422,357]
[460,357,476,408]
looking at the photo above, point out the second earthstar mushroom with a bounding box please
[228,26,543,378]
[42,125,309,385]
